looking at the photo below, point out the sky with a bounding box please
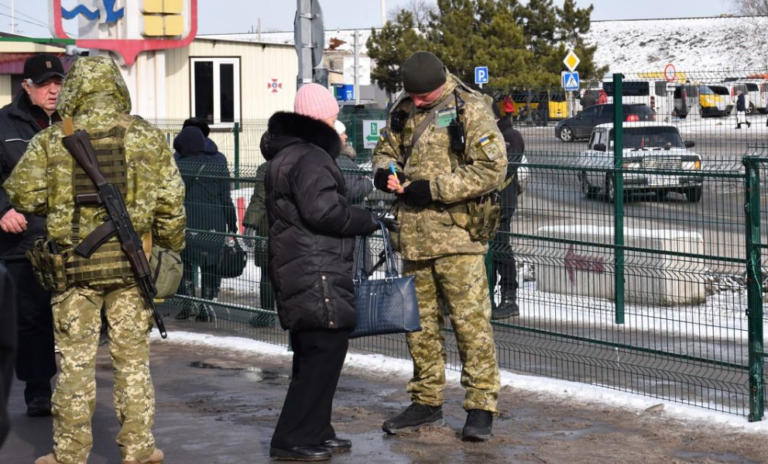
[0,0,732,38]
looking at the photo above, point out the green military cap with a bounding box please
[401,51,447,94]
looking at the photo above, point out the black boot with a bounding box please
[175,279,198,320]
[382,403,444,434]
[492,291,520,320]
[736,124,741,129]
[196,285,217,322]
[26,397,52,417]
[269,445,332,461]
[320,437,352,453]
[462,409,493,442]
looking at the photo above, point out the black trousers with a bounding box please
[0,264,17,447]
[271,329,349,449]
[4,259,55,404]
[492,216,518,294]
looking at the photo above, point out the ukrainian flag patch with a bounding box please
[478,136,490,147]
[380,129,388,142]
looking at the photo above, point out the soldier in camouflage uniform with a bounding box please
[3,56,186,464]
[372,52,506,441]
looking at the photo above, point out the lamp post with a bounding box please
[380,0,386,25]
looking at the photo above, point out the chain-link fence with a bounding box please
[157,70,768,421]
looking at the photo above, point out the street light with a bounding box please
[381,0,386,25]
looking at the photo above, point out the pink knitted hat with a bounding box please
[294,83,339,121]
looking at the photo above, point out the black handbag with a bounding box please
[349,220,421,339]
[218,238,247,279]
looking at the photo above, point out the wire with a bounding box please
[0,1,49,27]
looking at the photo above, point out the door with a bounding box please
[573,105,602,138]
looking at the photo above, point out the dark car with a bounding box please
[555,103,656,142]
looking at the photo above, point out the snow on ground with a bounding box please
[153,330,768,434]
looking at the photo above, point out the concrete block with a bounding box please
[535,226,706,306]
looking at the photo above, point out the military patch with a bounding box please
[474,133,503,161]
[380,128,387,142]
[475,133,496,149]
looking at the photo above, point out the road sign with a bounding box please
[475,66,489,86]
[363,120,387,149]
[666,83,676,92]
[563,50,580,72]
[562,71,580,91]
[664,63,677,82]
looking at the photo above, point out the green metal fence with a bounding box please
[156,70,768,421]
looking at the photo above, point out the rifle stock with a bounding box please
[62,129,168,339]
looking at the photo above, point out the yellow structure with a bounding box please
[142,0,184,37]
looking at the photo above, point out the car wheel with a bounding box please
[560,126,574,142]
[686,186,703,203]
[605,175,616,203]
[748,103,756,115]
[581,172,598,199]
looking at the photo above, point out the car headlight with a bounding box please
[682,160,702,170]
[622,162,641,169]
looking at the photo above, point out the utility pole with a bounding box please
[11,0,15,34]
[296,0,314,88]
[381,0,387,25]
[353,30,360,105]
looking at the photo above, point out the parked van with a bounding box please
[708,85,733,115]
[508,89,569,121]
[602,80,677,121]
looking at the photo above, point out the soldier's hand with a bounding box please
[374,168,405,192]
[400,180,432,208]
[387,175,405,195]
[0,208,27,234]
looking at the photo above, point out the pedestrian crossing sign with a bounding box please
[562,71,580,91]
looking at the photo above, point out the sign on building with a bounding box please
[50,0,198,66]
[362,120,387,149]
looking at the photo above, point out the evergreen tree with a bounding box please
[366,10,428,96]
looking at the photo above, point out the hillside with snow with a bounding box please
[203,16,768,74]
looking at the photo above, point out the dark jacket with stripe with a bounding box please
[497,116,525,215]
[0,91,58,259]
[262,112,379,332]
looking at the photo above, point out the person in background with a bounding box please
[264,83,395,461]
[736,90,751,129]
[334,120,373,205]
[538,91,549,127]
[491,101,525,319]
[173,122,238,321]
[0,54,65,418]
[0,264,17,449]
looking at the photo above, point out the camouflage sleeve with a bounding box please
[242,163,267,229]
[430,97,507,204]
[371,124,402,174]
[2,132,50,215]
[152,142,186,252]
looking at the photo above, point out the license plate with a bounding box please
[648,176,677,186]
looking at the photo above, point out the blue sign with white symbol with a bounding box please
[62,0,124,24]
[562,71,580,91]
[475,66,489,85]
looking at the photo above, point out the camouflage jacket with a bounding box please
[372,75,507,261]
[3,56,186,256]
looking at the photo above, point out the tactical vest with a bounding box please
[65,119,135,285]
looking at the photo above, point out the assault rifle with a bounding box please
[61,121,167,338]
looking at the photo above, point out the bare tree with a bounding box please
[731,0,768,15]
[388,0,436,26]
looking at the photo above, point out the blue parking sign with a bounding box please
[562,71,580,91]
[475,66,489,85]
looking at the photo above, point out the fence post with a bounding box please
[744,157,765,422]
[612,74,625,325]
[234,122,241,190]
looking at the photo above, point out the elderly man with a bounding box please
[0,54,65,418]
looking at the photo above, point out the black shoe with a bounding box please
[492,297,520,320]
[321,437,351,453]
[26,397,52,417]
[382,403,444,435]
[462,409,493,442]
[174,304,198,320]
[269,446,332,461]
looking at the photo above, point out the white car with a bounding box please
[578,122,703,203]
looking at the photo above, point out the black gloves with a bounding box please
[374,168,405,192]
[400,180,432,208]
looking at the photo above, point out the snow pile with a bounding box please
[586,16,768,73]
[153,330,768,433]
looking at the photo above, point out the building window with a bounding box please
[191,58,240,126]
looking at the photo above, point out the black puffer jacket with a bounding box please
[262,112,380,332]
[0,91,59,259]
[173,127,237,234]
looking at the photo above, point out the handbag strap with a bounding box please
[353,219,399,282]
[353,234,368,284]
[377,220,399,279]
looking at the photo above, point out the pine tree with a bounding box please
[366,10,428,96]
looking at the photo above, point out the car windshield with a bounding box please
[710,86,729,96]
[700,86,715,95]
[611,127,685,149]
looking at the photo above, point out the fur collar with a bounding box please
[261,112,341,161]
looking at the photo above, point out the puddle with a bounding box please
[189,361,288,384]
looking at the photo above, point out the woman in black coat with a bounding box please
[173,126,238,317]
[263,84,389,461]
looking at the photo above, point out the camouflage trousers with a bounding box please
[51,285,155,464]
[403,254,500,413]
